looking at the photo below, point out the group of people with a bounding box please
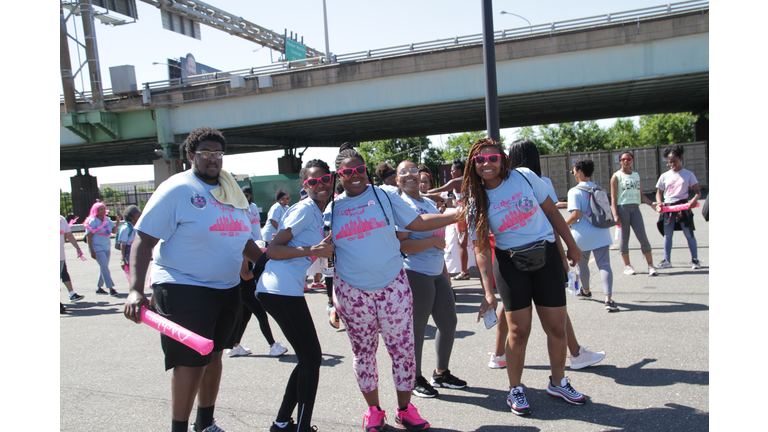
[85,124,702,432]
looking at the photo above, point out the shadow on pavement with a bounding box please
[526,358,708,387]
[572,297,708,314]
[424,324,475,340]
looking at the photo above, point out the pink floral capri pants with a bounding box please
[333,267,415,393]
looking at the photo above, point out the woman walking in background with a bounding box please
[85,200,120,297]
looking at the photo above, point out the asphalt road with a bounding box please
[60,205,709,431]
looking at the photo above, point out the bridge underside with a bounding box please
[60,70,708,170]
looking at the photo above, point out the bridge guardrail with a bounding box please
[61,0,708,104]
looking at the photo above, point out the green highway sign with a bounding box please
[285,39,307,61]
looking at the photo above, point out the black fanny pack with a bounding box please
[505,240,548,272]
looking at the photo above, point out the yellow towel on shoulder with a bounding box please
[211,169,249,209]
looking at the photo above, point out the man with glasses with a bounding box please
[123,126,264,432]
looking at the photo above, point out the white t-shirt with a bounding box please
[257,198,325,297]
[656,168,698,204]
[116,222,136,246]
[136,170,251,289]
[541,176,559,203]
[483,168,555,250]
[246,203,263,242]
[567,181,613,251]
[325,185,419,291]
[261,202,286,243]
[399,194,446,276]
[60,216,71,261]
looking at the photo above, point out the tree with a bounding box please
[606,118,639,150]
[539,121,608,153]
[357,136,434,183]
[513,126,552,155]
[637,113,697,147]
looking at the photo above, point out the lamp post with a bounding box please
[322,0,332,63]
[500,11,533,34]
[481,0,500,142]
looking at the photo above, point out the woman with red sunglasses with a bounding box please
[610,151,659,276]
[251,159,335,432]
[327,143,457,432]
[460,138,586,416]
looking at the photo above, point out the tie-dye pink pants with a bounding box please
[333,267,415,394]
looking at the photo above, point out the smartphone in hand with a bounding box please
[483,307,499,329]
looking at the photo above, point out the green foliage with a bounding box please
[513,126,552,155]
[357,136,435,183]
[637,113,697,147]
[441,131,487,163]
[538,121,608,153]
[606,118,639,150]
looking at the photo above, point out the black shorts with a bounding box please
[152,283,242,370]
[493,241,566,312]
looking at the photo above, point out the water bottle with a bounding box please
[567,267,580,295]
[323,223,334,268]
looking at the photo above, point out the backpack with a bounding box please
[574,183,616,228]
[115,223,133,250]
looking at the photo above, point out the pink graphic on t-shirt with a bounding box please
[498,205,539,232]
[209,214,249,237]
[336,216,387,241]
[665,176,684,198]
[430,227,446,238]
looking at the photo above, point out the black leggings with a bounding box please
[257,292,322,431]
[234,276,275,346]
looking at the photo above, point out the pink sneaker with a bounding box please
[363,406,386,432]
[311,282,326,289]
[395,403,430,431]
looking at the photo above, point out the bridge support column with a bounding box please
[153,158,184,187]
[70,169,100,223]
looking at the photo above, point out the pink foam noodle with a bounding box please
[124,265,130,283]
[140,307,213,356]
[661,202,700,212]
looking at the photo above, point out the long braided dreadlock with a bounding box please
[457,138,511,251]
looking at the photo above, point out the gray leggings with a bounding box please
[578,245,613,297]
[406,270,457,377]
[617,204,652,255]
[94,249,114,288]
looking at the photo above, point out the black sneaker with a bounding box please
[605,301,619,312]
[577,289,591,298]
[430,369,467,389]
[69,293,85,302]
[109,288,119,297]
[95,287,108,295]
[413,375,438,398]
[269,418,297,432]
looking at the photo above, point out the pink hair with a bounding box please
[85,200,108,224]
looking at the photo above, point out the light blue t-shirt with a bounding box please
[483,168,555,250]
[399,194,446,277]
[261,202,287,243]
[116,222,136,246]
[87,217,114,252]
[567,181,613,251]
[247,203,263,242]
[136,170,251,289]
[541,176,559,204]
[257,198,326,297]
[325,185,419,291]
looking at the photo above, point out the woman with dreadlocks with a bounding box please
[327,143,457,432]
[459,138,586,416]
[252,159,335,432]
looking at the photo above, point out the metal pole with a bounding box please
[481,0,500,142]
[81,0,104,110]
[322,0,332,62]
[60,6,77,113]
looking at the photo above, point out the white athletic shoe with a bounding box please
[648,265,658,276]
[269,342,288,357]
[569,346,606,370]
[488,352,507,369]
[623,265,635,275]
[226,345,251,357]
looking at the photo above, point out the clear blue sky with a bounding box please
[59,0,683,190]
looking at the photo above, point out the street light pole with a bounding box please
[322,0,332,62]
[481,0,500,142]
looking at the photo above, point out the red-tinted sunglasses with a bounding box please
[303,174,332,188]
[620,157,633,162]
[338,165,368,178]
[474,154,502,164]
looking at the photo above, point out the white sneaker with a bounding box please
[623,265,635,275]
[488,352,507,369]
[648,265,658,276]
[657,259,672,269]
[226,344,251,357]
[569,346,606,370]
[691,259,701,269]
[269,342,288,357]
